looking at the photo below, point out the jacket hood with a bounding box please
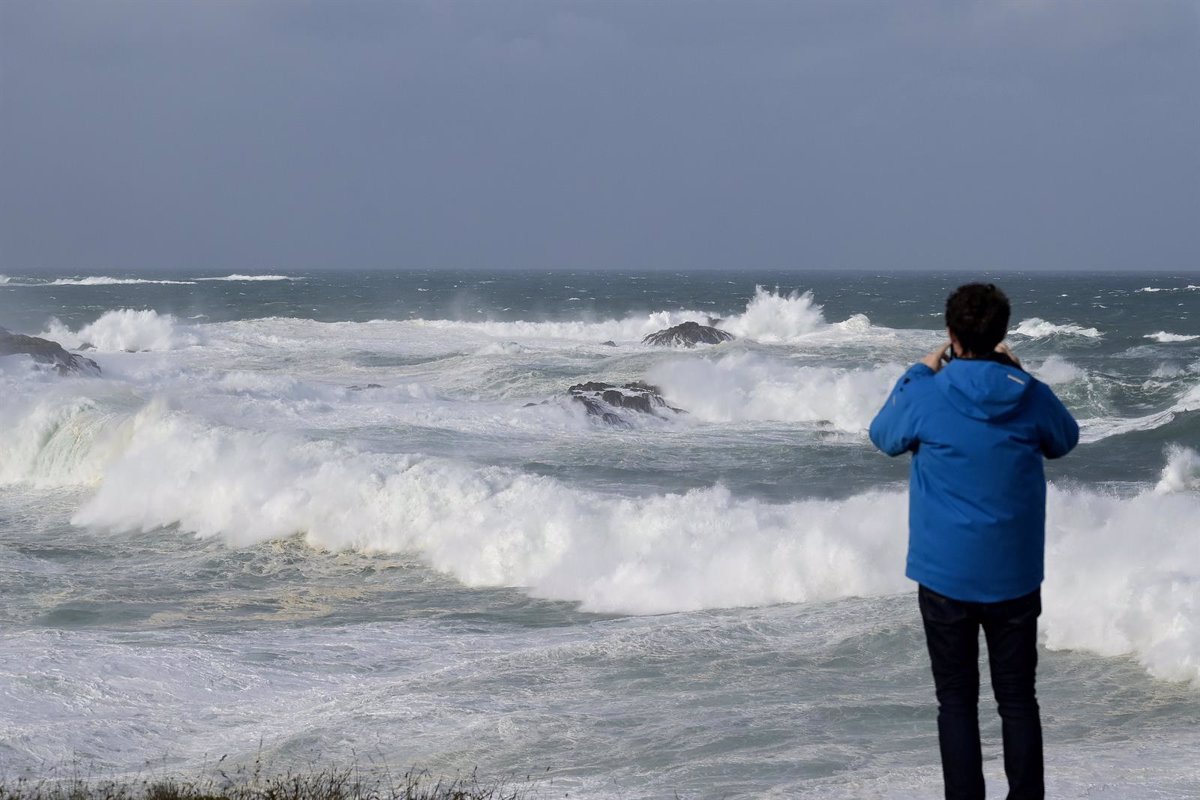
[935,358,1035,421]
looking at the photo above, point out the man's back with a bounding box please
[870,356,1079,602]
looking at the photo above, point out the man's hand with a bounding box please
[994,342,1022,369]
[920,342,952,373]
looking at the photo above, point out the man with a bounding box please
[869,283,1079,800]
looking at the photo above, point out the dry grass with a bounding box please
[0,763,528,800]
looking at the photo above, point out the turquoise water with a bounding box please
[1,270,1198,797]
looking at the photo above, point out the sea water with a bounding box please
[0,270,1197,798]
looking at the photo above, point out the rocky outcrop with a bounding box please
[0,326,101,376]
[642,321,733,347]
[567,381,683,425]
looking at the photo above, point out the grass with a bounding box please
[0,762,533,800]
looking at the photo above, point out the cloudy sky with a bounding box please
[2,1,1197,272]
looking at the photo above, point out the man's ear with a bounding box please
[947,328,962,356]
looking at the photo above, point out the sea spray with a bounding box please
[1044,447,1200,684]
[648,352,904,430]
[1145,332,1200,343]
[3,393,1191,683]
[41,309,199,352]
[718,287,828,342]
[194,274,297,282]
[412,287,875,346]
[47,276,197,286]
[1012,318,1104,339]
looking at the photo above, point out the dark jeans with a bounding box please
[919,584,1044,800]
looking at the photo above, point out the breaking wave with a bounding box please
[195,274,297,282]
[40,309,199,352]
[648,351,903,430]
[644,350,1193,441]
[1,274,298,287]
[717,287,828,341]
[47,276,197,286]
[1137,285,1200,293]
[1156,445,1200,494]
[2,395,1197,684]
[1030,355,1086,386]
[411,286,884,346]
[1145,331,1200,343]
[1011,318,1104,339]
[1078,380,1200,443]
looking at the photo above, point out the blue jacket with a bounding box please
[869,358,1079,602]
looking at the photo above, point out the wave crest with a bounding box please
[48,276,197,286]
[195,274,297,282]
[1012,318,1103,339]
[1156,445,1200,494]
[1045,446,1200,683]
[648,351,902,430]
[1,395,1195,684]
[41,309,198,352]
[1145,331,1199,343]
[719,287,829,342]
[1031,355,1085,385]
[1078,380,1200,443]
[405,286,880,346]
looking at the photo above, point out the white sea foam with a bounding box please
[47,276,197,286]
[1153,363,1188,379]
[1079,379,1200,443]
[40,309,198,352]
[195,274,297,282]
[0,275,10,285]
[0,393,140,487]
[412,287,890,347]
[1031,355,1085,385]
[3,395,1195,684]
[648,351,903,431]
[1145,331,1200,343]
[414,310,697,345]
[1156,445,1200,494]
[26,402,907,613]
[718,287,827,341]
[1044,448,1200,684]
[1137,285,1200,293]
[474,341,527,356]
[1012,318,1104,339]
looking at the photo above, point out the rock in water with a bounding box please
[0,327,102,376]
[641,321,733,347]
[567,381,683,425]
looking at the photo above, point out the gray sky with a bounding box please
[2,1,1197,272]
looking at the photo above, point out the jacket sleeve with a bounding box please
[1034,380,1080,459]
[869,364,930,456]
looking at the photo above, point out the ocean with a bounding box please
[1,269,1197,798]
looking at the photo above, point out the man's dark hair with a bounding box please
[945,283,1010,356]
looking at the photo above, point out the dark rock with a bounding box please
[642,321,733,347]
[601,340,617,347]
[566,380,683,425]
[349,383,384,391]
[0,328,101,376]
